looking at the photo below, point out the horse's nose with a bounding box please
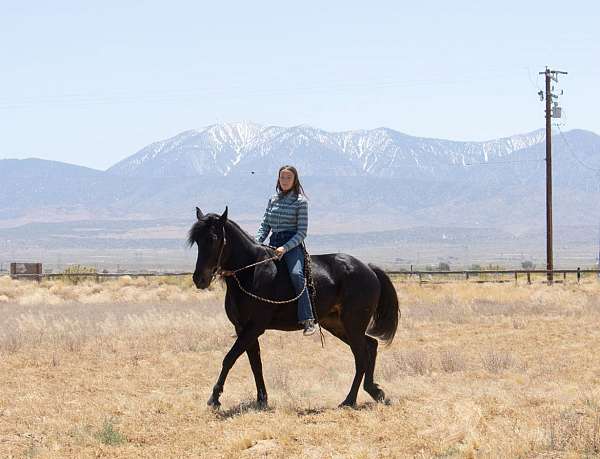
[193,272,208,289]
[192,272,201,287]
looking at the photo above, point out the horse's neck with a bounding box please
[222,222,265,271]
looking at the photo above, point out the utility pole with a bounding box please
[597,170,600,279]
[597,213,600,279]
[538,67,567,284]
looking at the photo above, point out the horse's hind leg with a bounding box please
[246,340,268,408]
[319,319,363,407]
[339,326,368,407]
[363,336,386,402]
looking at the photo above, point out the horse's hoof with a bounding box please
[366,389,386,403]
[256,400,269,410]
[364,384,386,403]
[338,400,357,409]
[207,397,221,410]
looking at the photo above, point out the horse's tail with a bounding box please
[367,264,400,345]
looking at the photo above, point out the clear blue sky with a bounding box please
[1,1,598,170]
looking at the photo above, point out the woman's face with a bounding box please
[278,169,295,192]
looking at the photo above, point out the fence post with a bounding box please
[465,271,469,281]
[577,267,581,284]
[419,273,423,285]
[527,271,531,285]
[514,272,518,285]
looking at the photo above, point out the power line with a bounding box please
[0,71,518,110]
[527,67,543,93]
[556,124,600,172]
[463,158,544,167]
[552,94,600,277]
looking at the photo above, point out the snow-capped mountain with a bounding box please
[3,127,599,226]
[107,122,547,178]
[108,122,280,177]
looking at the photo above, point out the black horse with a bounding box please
[189,207,400,408]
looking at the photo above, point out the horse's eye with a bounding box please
[210,233,218,242]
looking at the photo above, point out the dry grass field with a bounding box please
[1,275,600,458]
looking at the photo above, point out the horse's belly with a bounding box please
[269,303,302,330]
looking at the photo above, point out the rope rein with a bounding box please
[216,231,308,304]
[214,226,324,346]
[229,272,307,305]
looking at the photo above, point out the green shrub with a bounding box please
[521,260,535,270]
[62,265,97,275]
[61,265,97,284]
[95,418,126,446]
[438,262,451,271]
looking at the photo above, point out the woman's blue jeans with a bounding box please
[269,231,314,323]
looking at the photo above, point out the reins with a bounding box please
[217,240,308,304]
[214,226,325,346]
[227,270,307,305]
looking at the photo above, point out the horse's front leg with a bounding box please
[207,323,266,409]
[246,339,268,408]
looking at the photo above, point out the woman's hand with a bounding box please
[275,247,286,259]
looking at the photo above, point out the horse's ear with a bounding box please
[219,206,228,224]
[196,207,203,220]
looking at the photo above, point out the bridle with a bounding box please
[209,225,228,284]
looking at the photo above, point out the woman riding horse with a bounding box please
[189,206,400,408]
[255,165,316,336]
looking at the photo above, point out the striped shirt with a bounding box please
[255,191,308,252]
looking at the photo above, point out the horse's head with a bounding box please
[188,206,228,289]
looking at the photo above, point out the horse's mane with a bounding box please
[226,219,260,246]
[187,214,264,249]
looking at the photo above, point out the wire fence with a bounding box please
[4,268,600,285]
[387,269,600,284]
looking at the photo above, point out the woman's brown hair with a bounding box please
[275,165,307,197]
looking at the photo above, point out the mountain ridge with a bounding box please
[1,125,599,237]
[106,122,551,178]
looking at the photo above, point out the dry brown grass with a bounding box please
[1,276,600,457]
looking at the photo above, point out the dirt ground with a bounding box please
[1,276,600,458]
